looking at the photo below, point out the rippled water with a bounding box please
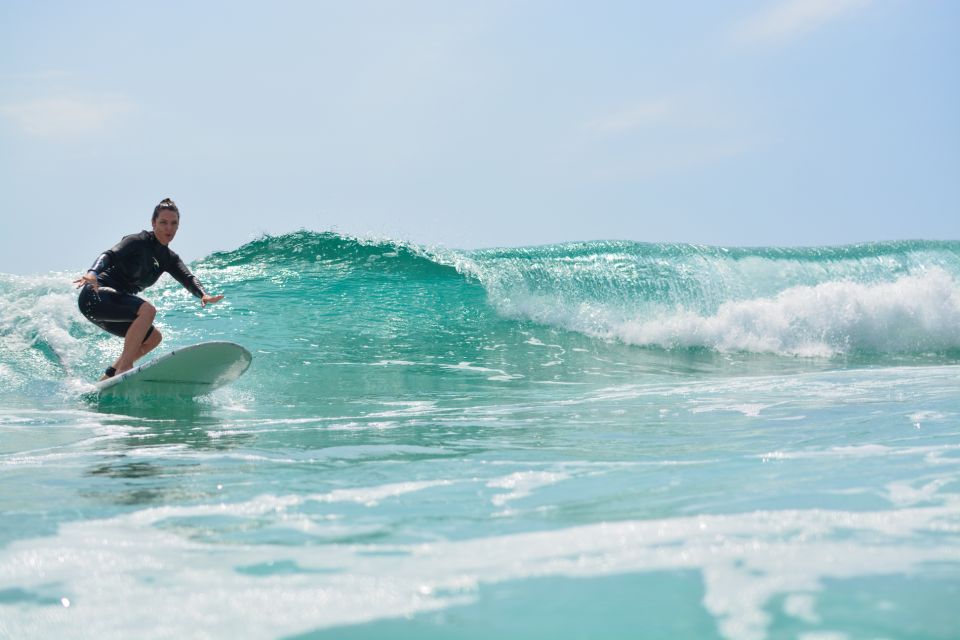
[1,233,958,639]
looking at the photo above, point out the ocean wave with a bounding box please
[0,273,105,383]
[499,268,960,357]
[200,230,465,279]
[470,239,960,357]
[1,233,959,384]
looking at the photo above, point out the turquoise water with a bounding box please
[1,233,959,639]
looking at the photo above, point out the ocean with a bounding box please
[1,232,958,639]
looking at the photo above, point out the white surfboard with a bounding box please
[96,341,252,398]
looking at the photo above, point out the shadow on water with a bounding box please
[70,396,256,509]
[90,392,220,421]
[88,394,260,450]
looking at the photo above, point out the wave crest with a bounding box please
[610,268,960,356]
[474,240,960,357]
[201,230,463,278]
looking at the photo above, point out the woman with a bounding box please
[74,198,224,380]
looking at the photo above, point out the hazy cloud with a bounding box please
[581,92,764,178]
[586,99,673,134]
[0,94,135,137]
[731,0,872,46]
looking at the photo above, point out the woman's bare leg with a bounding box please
[100,327,163,381]
[115,303,156,374]
[138,328,163,358]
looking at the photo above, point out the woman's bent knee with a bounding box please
[143,325,161,345]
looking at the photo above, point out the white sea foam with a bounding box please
[0,493,956,640]
[367,400,439,417]
[491,268,960,357]
[486,470,570,507]
[782,593,819,623]
[0,273,101,378]
[314,480,453,507]
[440,362,523,381]
[908,410,948,424]
[760,443,960,464]
[690,402,771,417]
[561,364,960,417]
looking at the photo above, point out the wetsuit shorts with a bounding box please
[78,285,155,341]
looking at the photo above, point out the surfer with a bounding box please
[74,198,224,380]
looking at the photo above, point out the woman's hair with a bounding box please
[152,197,180,222]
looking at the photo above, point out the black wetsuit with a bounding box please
[78,230,207,338]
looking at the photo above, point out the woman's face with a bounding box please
[152,210,180,245]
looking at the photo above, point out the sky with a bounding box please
[1,0,958,273]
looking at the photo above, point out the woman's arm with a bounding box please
[73,233,142,289]
[168,254,224,306]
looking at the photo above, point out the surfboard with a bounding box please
[96,341,252,398]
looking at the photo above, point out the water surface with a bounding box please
[1,234,958,639]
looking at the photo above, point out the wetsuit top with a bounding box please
[87,230,206,298]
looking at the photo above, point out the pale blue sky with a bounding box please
[1,0,958,273]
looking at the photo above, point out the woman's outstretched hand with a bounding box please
[201,294,225,307]
[73,272,99,290]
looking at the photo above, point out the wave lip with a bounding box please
[199,230,465,278]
